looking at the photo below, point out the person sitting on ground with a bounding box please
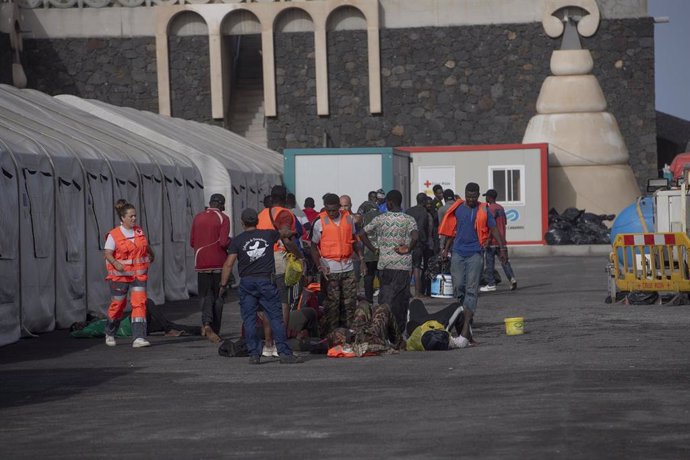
[146,299,202,337]
[256,306,320,357]
[326,301,405,356]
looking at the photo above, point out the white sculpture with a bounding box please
[523,0,641,216]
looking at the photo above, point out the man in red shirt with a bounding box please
[480,189,517,292]
[190,193,231,342]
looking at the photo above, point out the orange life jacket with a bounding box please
[105,226,150,282]
[257,206,296,252]
[438,200,490,246]
[318,210,355,261]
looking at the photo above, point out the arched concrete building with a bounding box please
[3,0,657,196]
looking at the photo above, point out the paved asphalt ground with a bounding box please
[1,255,689,459]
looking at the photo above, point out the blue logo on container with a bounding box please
[506,209,520,222]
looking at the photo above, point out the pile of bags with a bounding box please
[545,208,615,245]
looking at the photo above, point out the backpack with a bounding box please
[218,338,249,358]
[406,320,449,351]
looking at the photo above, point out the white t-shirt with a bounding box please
[104,226,136,251]
[311,214,356,274]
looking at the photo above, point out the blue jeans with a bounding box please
[450,252,483,313]
[239,277,292,357]
[484,246,515,286]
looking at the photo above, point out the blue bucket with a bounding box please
[430,274,454,299]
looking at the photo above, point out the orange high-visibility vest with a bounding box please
[318,211,355,261]
[257,206,296,252]
[438,200,490,246]
[105,226,150,282]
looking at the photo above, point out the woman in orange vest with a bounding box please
[103,199,154,348]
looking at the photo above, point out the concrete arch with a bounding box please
[167,10,209,36]
[273,7,316,33]
[155,0,381,122]
[325,4,367,31]
[221,8,262,36]
[323,2,380,114]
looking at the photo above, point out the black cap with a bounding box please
[376,188,385,198]
[241,208,258,224]
[209,193,225,205]
[483,189,498,199]
[271,185,287,196]
[443,189,455,200]
[421,329,450,351]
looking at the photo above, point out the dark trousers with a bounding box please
[407,299,466,337]
[378,269,411,334]
[363,261,378,303]
[239,277,292,357]
[198,272,223,333]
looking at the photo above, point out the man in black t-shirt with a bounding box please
[219,208,304,365]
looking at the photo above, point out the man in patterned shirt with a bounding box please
[360,190,418,333]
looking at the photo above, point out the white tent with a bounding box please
[56,97,283,237]
[0,85,284,346]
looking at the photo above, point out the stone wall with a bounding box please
[23,37,159,112]
[0,32,12,85]
[18,18,657,188]
[23,36,215,124]
[268,18,657,189]
[168,36,213,124]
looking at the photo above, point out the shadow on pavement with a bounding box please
[0,367,134,409]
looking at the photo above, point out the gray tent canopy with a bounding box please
[0,85,284,347]
[57,97,283,237]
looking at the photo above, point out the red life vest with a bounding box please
[105,226,150,282]
[257,206,296,252]
[318,210,355,261]
[438,200,490,246]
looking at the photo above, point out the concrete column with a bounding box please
[261,28,276,117]
[314,23,329,116]
[208,28,225,120]
[155,31,171,116]
[367,22,381,114]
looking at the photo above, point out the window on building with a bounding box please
[489,166,524,205]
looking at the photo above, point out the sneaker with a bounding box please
[449,335,469,349]
[510,278,518,291]
[262,344,279,358]
[373,289,380,297]
[279,354,304,364]
[248,355,261,365]
[132,338,151,348]
[105,335,116,347]
[480,285,496,292]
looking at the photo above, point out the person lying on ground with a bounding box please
[406,298,470,349]
[326,301,405,357]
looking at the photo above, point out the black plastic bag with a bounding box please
[218,339,249,358]
[625,292,659,305]
[545,227,572,245]
[560,207,583,223]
